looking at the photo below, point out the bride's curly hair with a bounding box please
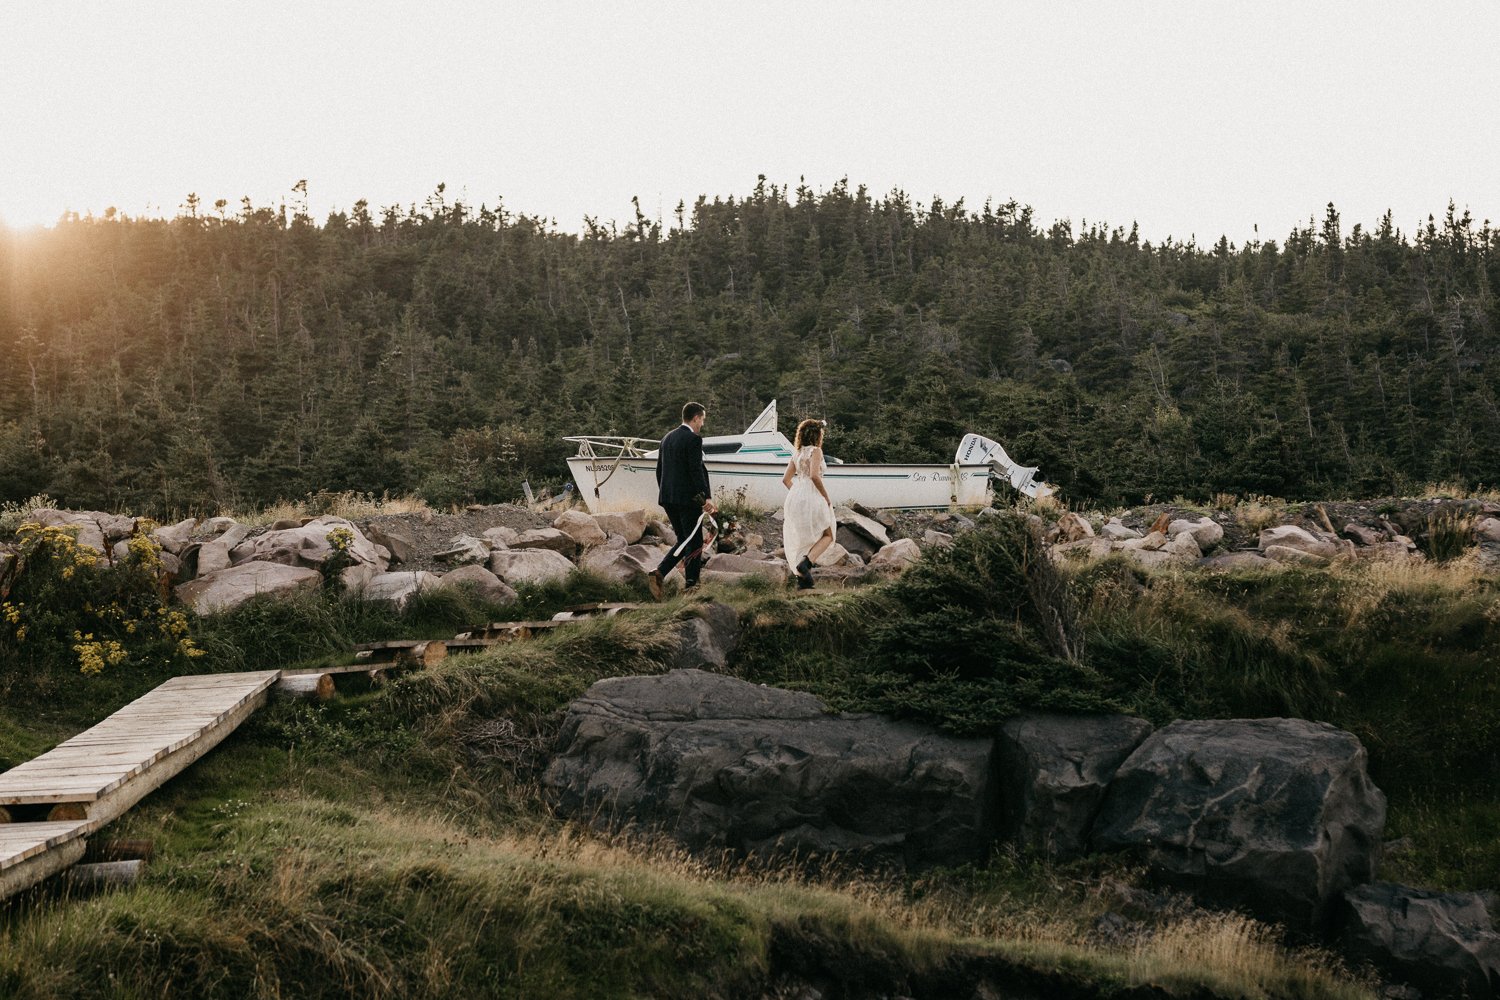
[794,418,825,450]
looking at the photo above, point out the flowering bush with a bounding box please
[0,521,204,676]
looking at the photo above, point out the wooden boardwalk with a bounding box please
[0,670,278,900]
[0,605,647,901]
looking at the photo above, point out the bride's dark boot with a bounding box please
[795,556,815,589]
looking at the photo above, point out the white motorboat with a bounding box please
[564,401,1049,514]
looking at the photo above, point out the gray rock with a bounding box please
[1120,530,1168,552]
[1168,516,1223,551]
[151,516,198,554]
[1476,517,1500,544]
[437,563,517,606]
[230,516,387,578]
[176,561,323,614]
[483,525,520,548]
[1055,512,1095,542]
[543,670,997,868]
[702,552,789,586]
[996,713,1153,859]
[835,524,880,558]
[437,534,491,566]
[363,571,441,609]
[922,529,954,548]
[868,538,921,574]
[1265,544,1330,567]
[1259,524,1342,559]
[1342,523,1387,547]
[835,507,891,548]
[366,520,417,564]
[488,548,575,586]
[1092,718,1387,932]
[553,510,607,548]
[511,527,578,557]
[1120,548,1174,570]
[1101,518,1143,541]
[668,602,742,671]
[1199,551,1274,572]
[1339,882,1500,999]
[579,546,652,586]
[195,523,249,577]
[595,510,648,544]
[30,509,108,555]
[1162,531,1202,564]
[1052,537,1114,561]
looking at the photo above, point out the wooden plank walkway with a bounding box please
[1,645,449,901]
[0,671,278,822]
[0,821,90,900]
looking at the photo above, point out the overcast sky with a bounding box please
[2,1,1496,246]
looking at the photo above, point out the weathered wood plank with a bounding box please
[0,836,87,900]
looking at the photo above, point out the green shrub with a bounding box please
[0,522,203,680]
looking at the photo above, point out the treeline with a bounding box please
[2,179,1498,516]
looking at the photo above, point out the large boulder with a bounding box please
[542,670,997,868]
[176,561,323,614]
[365,520,418,564]
[362,571,441,609]
[835,507,890,548]
[436,534,491,566]
[230,515,388,581]
[1055,512,1095,542]
[151,517,199,554]
[1092,718,1387,932]
[868,538,921,574]
[579,546,652,586]
[668,602,742,671]
[437,563,517,606]
[553,510,607,549]
[511,527,578,557]
[1101,518,1143,541]
[1199,551,1274,572]
[488,547,575,586]
[1168,516,1224,551]
[1338,883,1500,999]
[835,524,880,559]
[29,509,108,555]
[194,523,249,577]
[996,713,1153,860]
[1478,517,1500,544]
[701,552,790,586]
[1258,525,1343,560]
[1161,531,1202,565]
[595,510,648,545]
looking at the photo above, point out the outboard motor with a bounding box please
[956,434,1051,498]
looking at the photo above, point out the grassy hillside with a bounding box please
[3,513,1497,997]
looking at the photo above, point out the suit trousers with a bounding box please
[654,503,705,587]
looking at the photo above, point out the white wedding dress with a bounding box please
[783,446,836,572]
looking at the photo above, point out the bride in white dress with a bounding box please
[781,419,836,590]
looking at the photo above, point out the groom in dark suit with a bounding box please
[648,401,717,600]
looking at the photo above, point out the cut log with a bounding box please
[86,839,154,863]
[276,673,335,700]
[46,803,88,823]
[350,639,447,667]
[65,859,144,889]
[459,621,563,642]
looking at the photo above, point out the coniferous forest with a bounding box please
[3,179,1497,517]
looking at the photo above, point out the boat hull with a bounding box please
[567,456,994,515]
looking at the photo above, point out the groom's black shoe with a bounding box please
[647,570,665,602]
[795,556,815,590]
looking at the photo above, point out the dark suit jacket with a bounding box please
[656,424,711,507]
